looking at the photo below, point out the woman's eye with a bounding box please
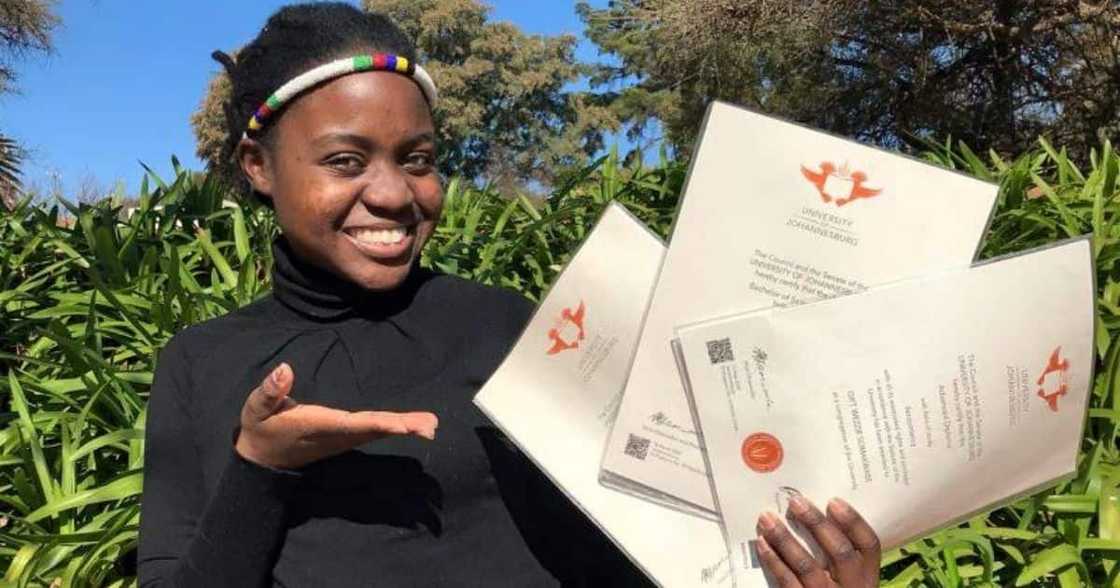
[403,152,435,173]
[325,155,365,173]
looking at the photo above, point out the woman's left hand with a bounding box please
[755,496,881,587]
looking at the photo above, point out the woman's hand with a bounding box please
[234,362,439,470]
[755,496,881,587]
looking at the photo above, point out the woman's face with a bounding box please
[241,67,441,291]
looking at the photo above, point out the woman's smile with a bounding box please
[342,223,417,261]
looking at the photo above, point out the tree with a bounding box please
[191,68,234,190]
[580,0,1120,158]
[193,0,616,192]
[0,0,56,95]
[0,0,59,208]
[0,134,23,210]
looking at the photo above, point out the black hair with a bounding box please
[211,2,417,199]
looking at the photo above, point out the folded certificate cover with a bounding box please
[475,202,759,587]
[673,239,1095,566]
[601,101,1000,517]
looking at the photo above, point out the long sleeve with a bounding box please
[523,452,655,587]
[138,334,299,587]
[135,252,624,586]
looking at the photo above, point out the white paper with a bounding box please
[601,101,999,516]
[674,239,1095,563]
[475,203,761,587]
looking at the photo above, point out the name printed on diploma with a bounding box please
[602,101,999,516]
[675,238,1095,555]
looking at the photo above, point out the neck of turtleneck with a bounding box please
[269,236,425,322]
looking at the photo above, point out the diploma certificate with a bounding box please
[475,203,757,587]
[601,101,999,516]
[674,239,1095,566]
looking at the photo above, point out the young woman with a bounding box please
[137,4,881,586]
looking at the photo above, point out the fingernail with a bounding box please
[753,537,770,554]
[757,512,778,531]
[272,363,289,386]
[828,497,851,513]
[788,494,809,514]
[422,414,438,440]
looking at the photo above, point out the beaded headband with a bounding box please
[245,53,438,135]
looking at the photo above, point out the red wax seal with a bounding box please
[742,432,783,473]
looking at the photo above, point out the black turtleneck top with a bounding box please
[137,238,650,587]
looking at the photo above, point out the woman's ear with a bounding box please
[237,137,274,198]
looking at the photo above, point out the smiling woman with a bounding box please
[240,70,441,292]
[222,8,441,293]
[135,3,649,586]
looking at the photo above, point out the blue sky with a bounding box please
[0,1,605,196]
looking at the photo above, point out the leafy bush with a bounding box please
[0,143,1116,586]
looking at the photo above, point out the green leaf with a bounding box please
[1044,494,1098,514]
[231,206,250,264]
[24,471,142,524]
[882,561,923,587]
[1102,474,1120,541]
[194,227,237,289]
[1029,174,1082,237]
[1015,544,1087,586]
[2,545,37,583]
[7,373,54,507]
[68,429,144,463]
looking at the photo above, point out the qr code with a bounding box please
[624,434,651,460]
[706,337,735,364]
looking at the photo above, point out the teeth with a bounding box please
[351,227,408,245]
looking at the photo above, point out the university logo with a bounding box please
[1036,346,1070,412]
[741,432,783,473]
[800,161,882,207]
[547,301,586,355]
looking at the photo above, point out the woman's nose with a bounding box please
[359,160,414,211]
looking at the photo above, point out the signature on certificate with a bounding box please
[649,411,696,435]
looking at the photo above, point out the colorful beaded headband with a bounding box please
[245,53,438,135]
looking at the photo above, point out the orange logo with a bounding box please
[800,161,882,207]
[547,301,586,355]
[742,432,783,473]
[1036,346,1070,412]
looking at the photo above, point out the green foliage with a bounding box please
[0,159,275,587]
[425,147,682,296]
[1,141,1119,586]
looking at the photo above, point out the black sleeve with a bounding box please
[526,462,656,587]
[138,335,301,587]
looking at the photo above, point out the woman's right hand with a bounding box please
[234,362,438,470]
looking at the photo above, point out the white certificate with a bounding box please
[673,239,1094,565]
[475,203,759,587]
[601,101,999,516]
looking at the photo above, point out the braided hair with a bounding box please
[212,2,418,199]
